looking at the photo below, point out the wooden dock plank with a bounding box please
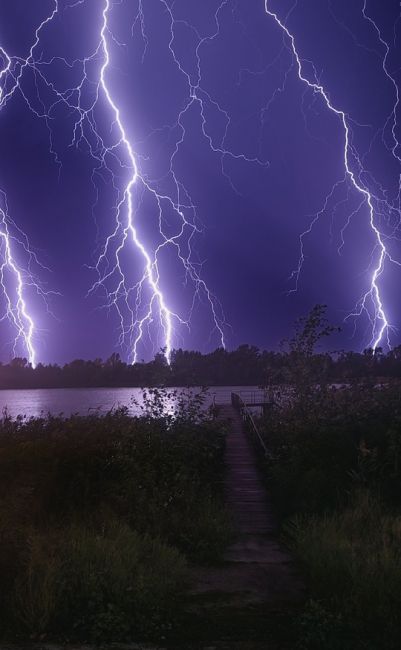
[187,402,304,616]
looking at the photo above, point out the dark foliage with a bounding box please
[255,307,401,649]
[3,334,401,389]
[263,380,401,517]
[0,393,230,642]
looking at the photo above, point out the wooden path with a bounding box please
[189,404,303,612]
[223,404,274,540]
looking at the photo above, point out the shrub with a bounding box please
[261,382,401,517]
[13,522,187,642]
[0,398,230,641]
[259,372,401,648]
[289,493,401,649]
[0,408,228,561]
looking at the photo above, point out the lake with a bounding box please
[0,386,265,419]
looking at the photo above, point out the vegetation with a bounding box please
[257,306,401,649]
[293,493,401,649]
[0,390,230,643]
[4,333,401,388]
[3,305,401,648]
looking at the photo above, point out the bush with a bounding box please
[0,396,230,641]
[0,406,228,561]
[258,367,401,648]
[289,493,401,649]
[297,600,351,650]
[261,382,401,517]
[13,522,187,642]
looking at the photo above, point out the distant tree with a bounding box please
[283,305,340,390]
[10,357,28,368]
[288,304,339,357]
[2,310,401,389]
[105,352,122,367]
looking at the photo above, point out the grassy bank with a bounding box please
[259,381,401,649]
[0,390,230,643]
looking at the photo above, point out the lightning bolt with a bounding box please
[91,0,268,362]
[91,0,236,363]
[0,5,60,366]
[0,194,35,366]
[265,1,401,351]
[6,1,395,361]
[93,0,178,364]
[0,0,269,364]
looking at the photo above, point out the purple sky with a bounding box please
[0,0,400,364]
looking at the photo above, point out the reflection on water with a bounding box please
[0,386,261,419]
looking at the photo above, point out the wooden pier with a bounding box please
[189,394,303,611]
[220,398,303,596]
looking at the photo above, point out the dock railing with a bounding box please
[231,392,268,455]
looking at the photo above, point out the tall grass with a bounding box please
[0,399,230,642]
[259,382,401,649]
[12,522,186,642]
[0,408,230,561]
[290,493,401,648]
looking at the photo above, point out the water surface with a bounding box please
[0,386,264,419]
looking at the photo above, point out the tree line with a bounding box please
[1,344,401,389]
[1,306,400,389]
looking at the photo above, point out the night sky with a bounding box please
[0,0,400,364]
